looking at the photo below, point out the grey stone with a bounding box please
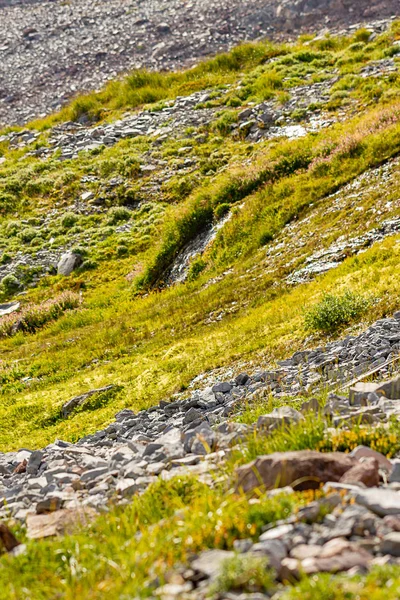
[257,407,304,429]
[355,488,400,516]
[235,373,250,386]
[390,461,400,483]
[80,467,109,483]
[183,407,203,424]
[116,479,138,497]
[381,532,400,556]
[27,451,44,475]
[212,382,233,394]
[251,539,288,569]
[57,252,83,276]
[191,549,234,580]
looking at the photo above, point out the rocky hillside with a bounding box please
[1,15,400,600]
[0,0,399,125]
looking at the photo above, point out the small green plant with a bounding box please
[212,554,275,594]
[214,202,230,220]
[304,291,372,333]
[19,227,38,243]
[1,274,20,295]
[213,110,238,135]
[0,253,11,265]
[187,257,207,281]
[5,221,20,236]
[60,212,80,229]
[107,206,131,225]
[116,244,129,257]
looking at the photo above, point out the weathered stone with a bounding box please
[57,252,83,276]
[390,462,400,484]
[290,544,322,560]
[355,488,400,516]
[183,407,203,424]
[350,446,392,472]
[212,382,232,394]
[350,376,400,403]
[235,451,355,494]
[191,549,234,580]
[251,539,287,570]
[62,385,117,418]
[339,458,380,487]
[26,508,96,539]
[27,450,44,475]
[116,479,138,497]
[300,538,372,574]
[256,407,304,430]
[0,302,20,317]
[235,373,250,386]
[259,524,293,542]
[381,532,400,556]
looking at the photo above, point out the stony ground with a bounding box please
[3,313,400,598]
[0,0,399,125]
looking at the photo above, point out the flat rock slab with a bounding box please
[27,507,96,539]
[62,384,118,418]
[355,488,400,516]
[0,302,20,317]
[191,549,234,580]
[235,451,355,494]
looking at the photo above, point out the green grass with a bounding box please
[0,476,299,599]
[282,566,400,599]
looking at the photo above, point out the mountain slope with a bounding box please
[1,17,400,599]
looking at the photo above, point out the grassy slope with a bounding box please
[1,23,400,597]
[2,415,400,599]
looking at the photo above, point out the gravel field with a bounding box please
[0,0,398,126]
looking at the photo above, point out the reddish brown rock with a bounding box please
[339,457,380,487]
[350,445,392,472]
[235,451,355,494]
[13,459,27,474]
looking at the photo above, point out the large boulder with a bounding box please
[235,450,355,493]
[57,252,82,276]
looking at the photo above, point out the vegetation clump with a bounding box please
[1,274,21,296]
[106,206,132,225]
[0,291,80,338]
[304,291,372,333]
[212,554,275,594]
